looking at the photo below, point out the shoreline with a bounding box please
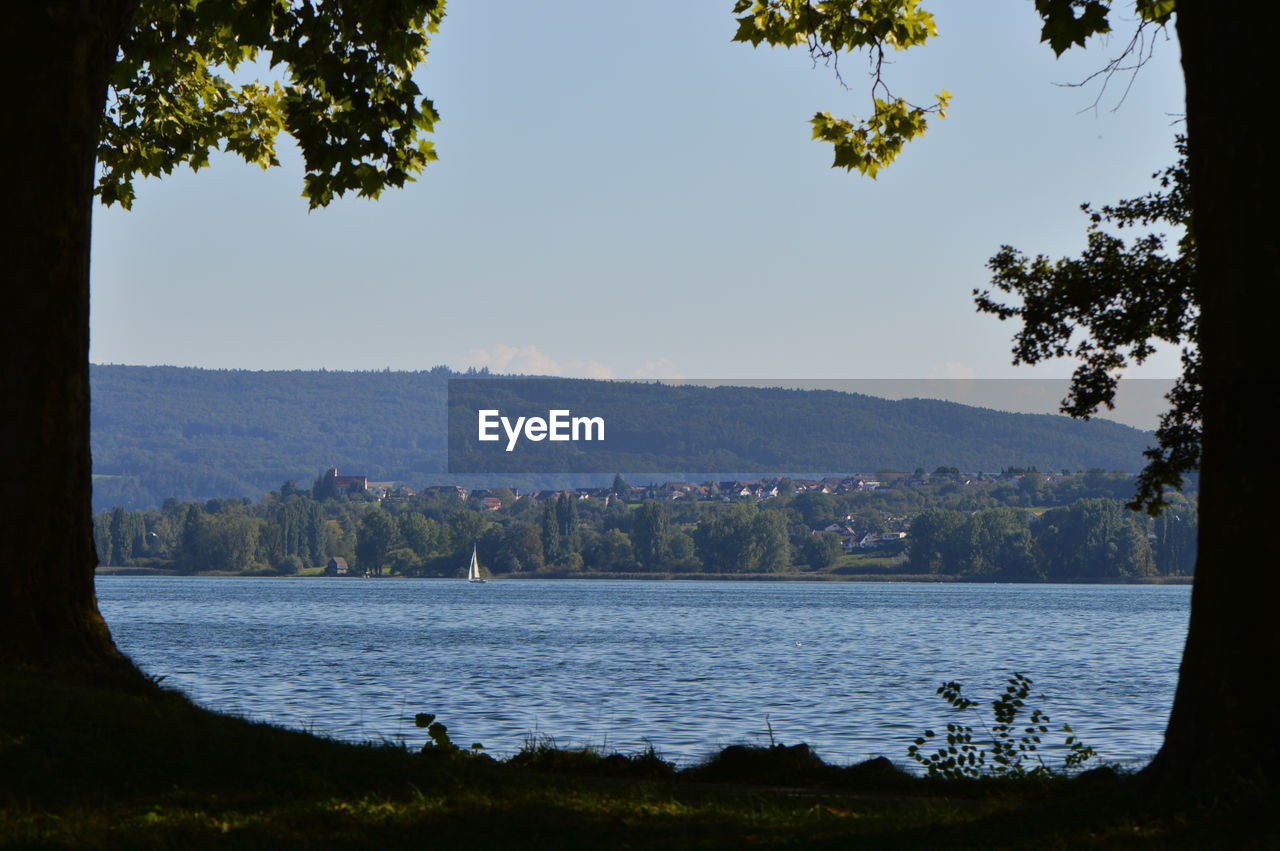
[93,566,1194,585]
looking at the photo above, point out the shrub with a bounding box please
[907,673,1096,779]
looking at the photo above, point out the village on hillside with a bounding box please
[315,466,1148,559]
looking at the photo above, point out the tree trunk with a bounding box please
[0,2,139,675]
[1149,2,1280,787]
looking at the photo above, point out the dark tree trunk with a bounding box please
[0,2,138,675]
[1149,2,1280,787]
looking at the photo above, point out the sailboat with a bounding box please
[467,544,486,583]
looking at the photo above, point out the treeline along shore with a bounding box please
[94,466,1196,581]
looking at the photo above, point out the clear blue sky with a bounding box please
[90,1,1186,388]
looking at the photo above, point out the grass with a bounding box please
[1,667,1273,849]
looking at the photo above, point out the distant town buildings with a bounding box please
[318,467,368,496]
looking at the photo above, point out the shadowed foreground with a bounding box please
[0,669,1272,849]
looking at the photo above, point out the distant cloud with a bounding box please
[929,362,978,379]
[466,344,615,379]
[629,358,683,379]
[565,359,617,379]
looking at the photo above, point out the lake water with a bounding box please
[95,578,1190,770]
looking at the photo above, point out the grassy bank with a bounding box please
[1,669,1270,849]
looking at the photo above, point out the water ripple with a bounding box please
[97,578,1189,768]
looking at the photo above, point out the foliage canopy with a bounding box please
[99,0,444,209]
[731,1,1174,175]
[975,140,1198,513]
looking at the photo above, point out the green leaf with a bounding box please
[1034,0,1112,56]
[1135,0,1176,24]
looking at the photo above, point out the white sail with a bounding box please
[467,544,485,582]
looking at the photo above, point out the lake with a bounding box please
[95,578,1190,770]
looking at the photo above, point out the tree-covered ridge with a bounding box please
[448,378,1157,475]
[91,364,452,510]
[95,466,1196,581]
[91,365,1157,511]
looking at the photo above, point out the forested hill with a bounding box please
[91,365,453,511]
[89,365,1157,510]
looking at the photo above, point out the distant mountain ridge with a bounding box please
[89,365,1156,510]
